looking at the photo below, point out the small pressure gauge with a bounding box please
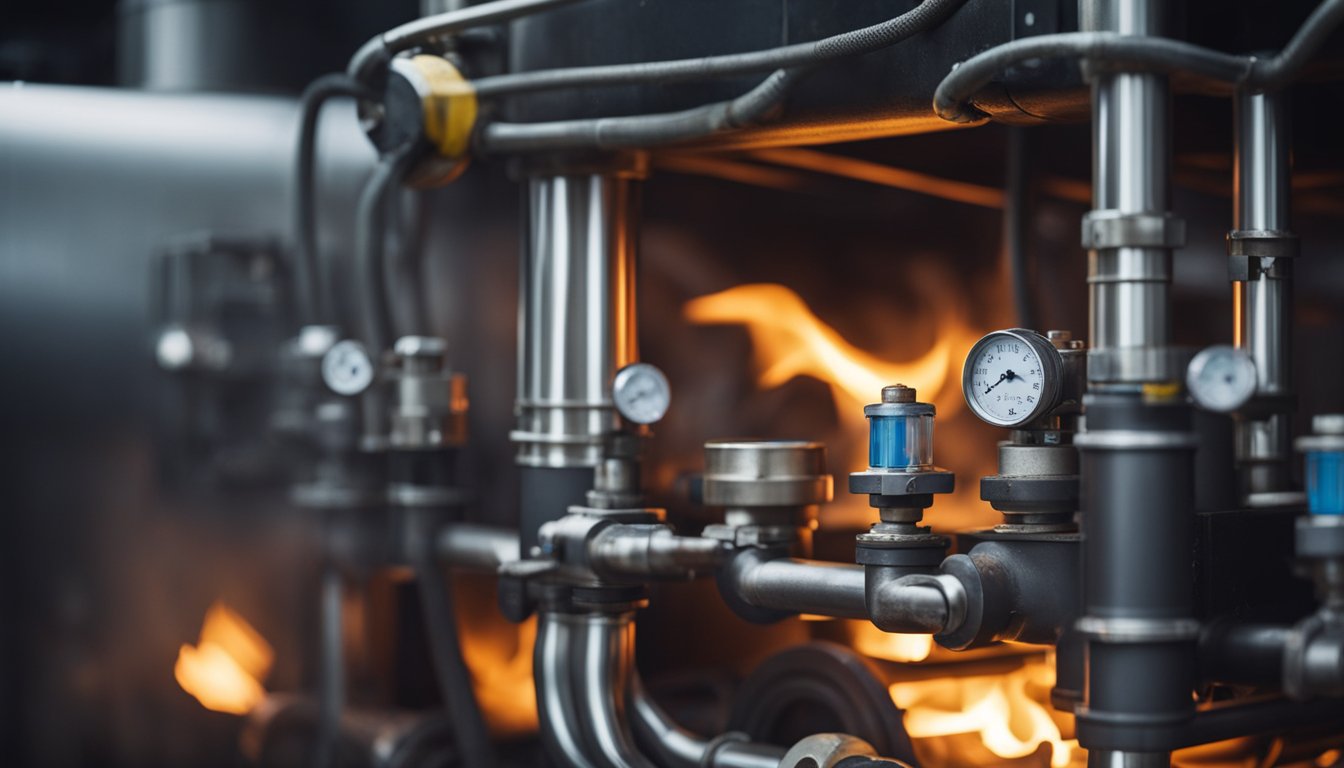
[322,339,376,396]
[962,329,1064,428]
[1186,345,1257,413]
[612,362,671,425]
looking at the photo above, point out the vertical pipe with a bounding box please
[1076,3,1194,765]
[1083,0,1175,385]
[1232,90,1295,501]
[314,565,344,768]
[513,172,639,552]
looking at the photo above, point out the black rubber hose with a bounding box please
[294,74,370,327]
[934,0,1344,124]
[408,509,497,768]
[479,68,803,153]
[348,0,589,83]
[354,142,424,357]
[471,0,966,98]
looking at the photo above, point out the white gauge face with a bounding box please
[322,339,376,396]
[612,363,671,425]
[964,332,1055,427]
[1186,345,1256,413]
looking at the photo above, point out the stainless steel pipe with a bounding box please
[1232,90,1296,499]
[733,557,870,619]
[1083,0,1177,384]
[513,174,638,468]
[536,613,600,768]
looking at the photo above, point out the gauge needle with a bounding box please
[984,370,1016,394]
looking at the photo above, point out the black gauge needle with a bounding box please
[984,370,1017,394]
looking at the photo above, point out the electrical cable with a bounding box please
[408,508,497,768]
[934,0,1344,124]
[293,73,370,327]
[470,0,965,98]
[348,0,589,83]
[476,0,965,152]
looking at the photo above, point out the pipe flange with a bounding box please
[980,475,1079,505]
[854,537,947,568]
[703,440,833,508]
[848,469,954,497]
[1082,210,1187,250]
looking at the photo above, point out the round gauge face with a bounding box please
[322,339,376,396]
[612,362,671,425]
[1186,345,1256,413]
[963,330,1059,428]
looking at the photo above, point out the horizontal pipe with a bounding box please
[735,557,870,619]
[435,523,519,570]
[1199,622,1290,687]
[589,527,730,580]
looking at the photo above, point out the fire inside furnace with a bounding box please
[175,601,273,716]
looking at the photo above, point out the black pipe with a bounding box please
[1003,126,1034,330]
[313,564,344,768]
[1075,393,1198,753]
[1200,622,1290,688]
[519,466,594,558]
[407,503,497,768]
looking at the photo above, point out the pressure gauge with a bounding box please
[612,362,671,425]
[962,329,1064,428]
[322,339,376,396]
[1186,345,1256,413]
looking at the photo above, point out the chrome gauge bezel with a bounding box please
[961,328,1064,428]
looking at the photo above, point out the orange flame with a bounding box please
[684,283,957,422]
[847,621,934,663]
[892,658,1078,768]
[460,616,540,736]
[175,601,273,715]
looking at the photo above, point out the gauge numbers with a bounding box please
[963,330,1062,428]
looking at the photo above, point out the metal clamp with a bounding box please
[1082,210,1187,250]
[1075,615,1201,643]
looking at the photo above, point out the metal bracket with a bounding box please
[1082,210,1187,250]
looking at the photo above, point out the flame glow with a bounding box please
[847,621,934,663]
[461,613,540,736]
[175,601,273,715]
[892,659,1077,768]
[684,283,957,420]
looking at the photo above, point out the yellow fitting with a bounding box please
[408,55,478,160]
[1141,381,1183,404]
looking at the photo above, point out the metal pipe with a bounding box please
[314,565,344,768]
[1232,89,1295,499]
[1199,622,1291,687]
[1083,0,1176,385]
[536,613,601,768]
[513,171,639,551]
[628,675,785,768]
[733,557,870,619]
[588,526,730,580]
[572,613,659,768]
[513,173,637,468]
[435,523,519,571]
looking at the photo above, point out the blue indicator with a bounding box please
[1307,451,1344,515]
[868,415,911,469]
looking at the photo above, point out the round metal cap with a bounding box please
[703,440,833,507]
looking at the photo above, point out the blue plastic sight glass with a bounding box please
[1306,450,1344,515]
[867,413,932,469]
